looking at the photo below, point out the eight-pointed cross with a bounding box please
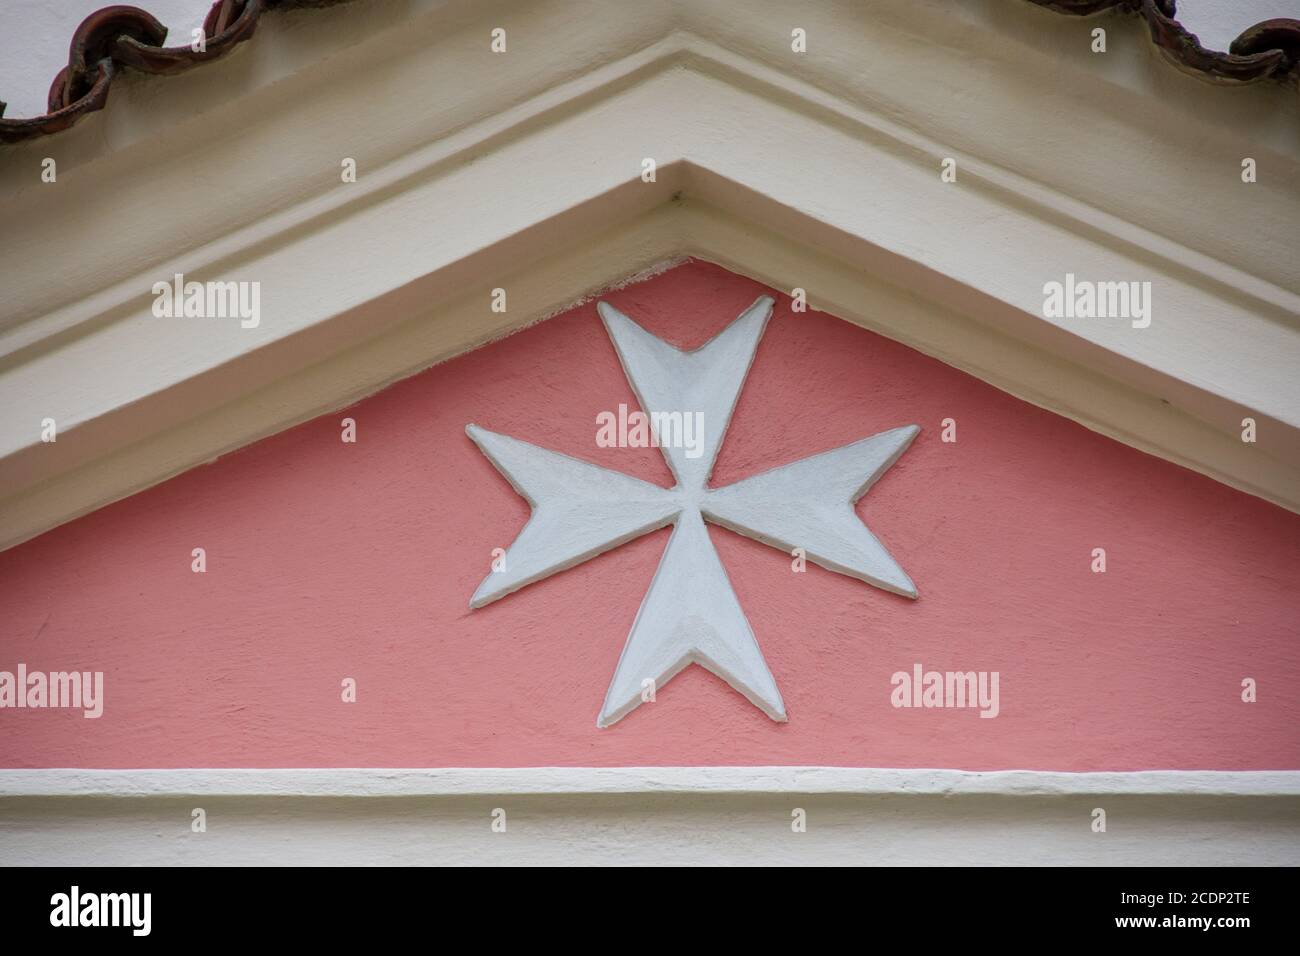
[466,296,918,727]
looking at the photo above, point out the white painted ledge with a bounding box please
[5,769,1298,865]
[3,767,1299,797]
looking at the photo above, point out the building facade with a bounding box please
[1,0,1298,866]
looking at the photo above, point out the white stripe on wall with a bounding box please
[3,766,1300,797]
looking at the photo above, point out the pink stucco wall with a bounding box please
[1,260,1296,769]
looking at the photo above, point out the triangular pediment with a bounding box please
[4,258,1296,753]
[0,0,1296,551]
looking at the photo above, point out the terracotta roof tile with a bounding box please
[1030,0,1300,85]
[0,0,347,144]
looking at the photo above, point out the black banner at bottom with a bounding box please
[0,865,1290,942]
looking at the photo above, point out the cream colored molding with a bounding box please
[3,769,1298,865]
[0,0,1296,552]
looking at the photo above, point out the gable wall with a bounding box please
[1,261,1295,771]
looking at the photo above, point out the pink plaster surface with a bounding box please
[1,261,1297,769]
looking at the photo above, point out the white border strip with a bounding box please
[2,768,1298,798]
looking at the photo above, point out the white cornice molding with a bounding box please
[0,0,1296,551]
[4,767,1298,797]
[8,767,1297,864]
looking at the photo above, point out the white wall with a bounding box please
[0,0,211,117]
[1169,0,1298,49]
